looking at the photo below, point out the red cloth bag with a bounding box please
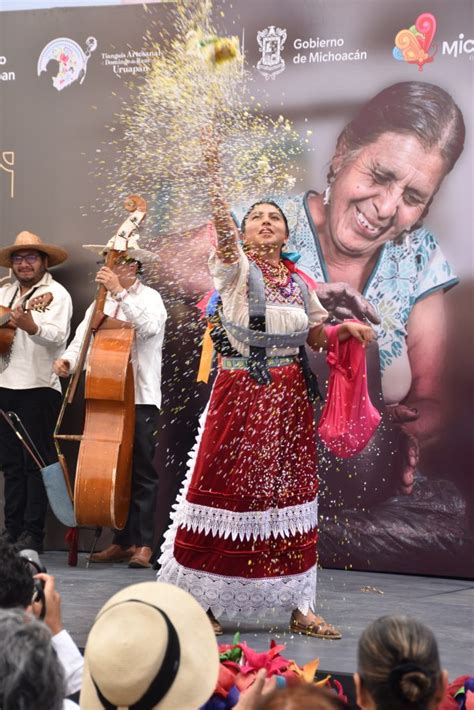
[317,323,381,458]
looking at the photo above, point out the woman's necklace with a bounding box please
[247,251,295,296]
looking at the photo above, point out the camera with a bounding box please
[18,549,47,618]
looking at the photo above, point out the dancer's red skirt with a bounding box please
[159,361,319,617]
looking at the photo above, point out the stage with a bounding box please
[44,552,473,692]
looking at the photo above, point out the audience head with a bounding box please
[355,615,448,710]
[259,683,349,709]
[0,539,34,609]
[0,607,65,710]
[80,581,219,710]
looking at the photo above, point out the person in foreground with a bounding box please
[54,240,167,569]
[157,131,374,637]
[354,615,448,710]
[0,607,79,710]
[0,538,84,700]
[79,581,219,710]
[241,680,349,710]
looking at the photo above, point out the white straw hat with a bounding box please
[82,234,159,264]
[80,582,219,710]
[0,231,68,268]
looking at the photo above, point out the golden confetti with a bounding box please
[360,586,384,595]
[94,0,305,239]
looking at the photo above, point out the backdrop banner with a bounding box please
[0,0,472,577]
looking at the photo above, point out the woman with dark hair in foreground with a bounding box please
[355,615,447,710]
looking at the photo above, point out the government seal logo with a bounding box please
[257,26,287,80]
[37,36,97,91]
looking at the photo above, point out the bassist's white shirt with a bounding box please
[62,279,167,408]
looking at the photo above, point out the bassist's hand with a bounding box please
[96,266,121,293]
[53,359,71,378]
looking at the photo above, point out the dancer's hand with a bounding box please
[338,321,375,346]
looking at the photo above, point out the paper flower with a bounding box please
[200,636,350,709]
[439,676,474,710]
[238,639,291,677]
[186,29,241,66]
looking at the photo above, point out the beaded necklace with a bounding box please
[247,250,297,299]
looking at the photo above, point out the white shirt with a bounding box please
[0,272,72,392]
[62,280,167,408]
[209,246,327,357]
[51,629,84,697]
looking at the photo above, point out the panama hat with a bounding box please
[80,582,219,710]
[0,231,68,268]
[82,234,159,265]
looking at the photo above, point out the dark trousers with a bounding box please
[0,387,61,541]
[113,405,159,548]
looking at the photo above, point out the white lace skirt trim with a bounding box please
[176,499,318,541]
[159,557,317,619]
[157,403,318,618]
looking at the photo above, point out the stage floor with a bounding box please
[43,553,473,679]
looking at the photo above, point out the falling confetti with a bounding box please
[93,0,305,243]
[360,586,384,595]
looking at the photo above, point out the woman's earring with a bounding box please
[323,185,331,206]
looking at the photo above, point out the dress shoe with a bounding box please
[128,546,153,568]
[15,532,44,554]
[90,544,136,563]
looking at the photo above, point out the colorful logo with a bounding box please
[257,26,287,80]
[37,36,97,91]
[393,13,437,71]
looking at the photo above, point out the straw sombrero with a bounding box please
[83,234,159,264]
[79,582,219,710]
[0,231,68,268]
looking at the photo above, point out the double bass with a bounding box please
[55,195,146,529]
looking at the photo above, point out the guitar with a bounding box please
[0,292,54,364]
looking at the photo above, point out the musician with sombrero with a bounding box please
[0,231,72,552]
[53,235,167,569]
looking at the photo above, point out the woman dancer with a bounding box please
[158,134,374,636]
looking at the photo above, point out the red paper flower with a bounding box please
[238,640,291,677]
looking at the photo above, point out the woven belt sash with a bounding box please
[221,355,298,370]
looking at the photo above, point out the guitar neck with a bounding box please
[0,292,53,328]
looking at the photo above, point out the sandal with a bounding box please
[207,609,223,636]
[289,612,342,640]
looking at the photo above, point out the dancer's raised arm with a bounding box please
[201,126,239,264]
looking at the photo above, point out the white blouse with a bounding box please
[209,246,327,357]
